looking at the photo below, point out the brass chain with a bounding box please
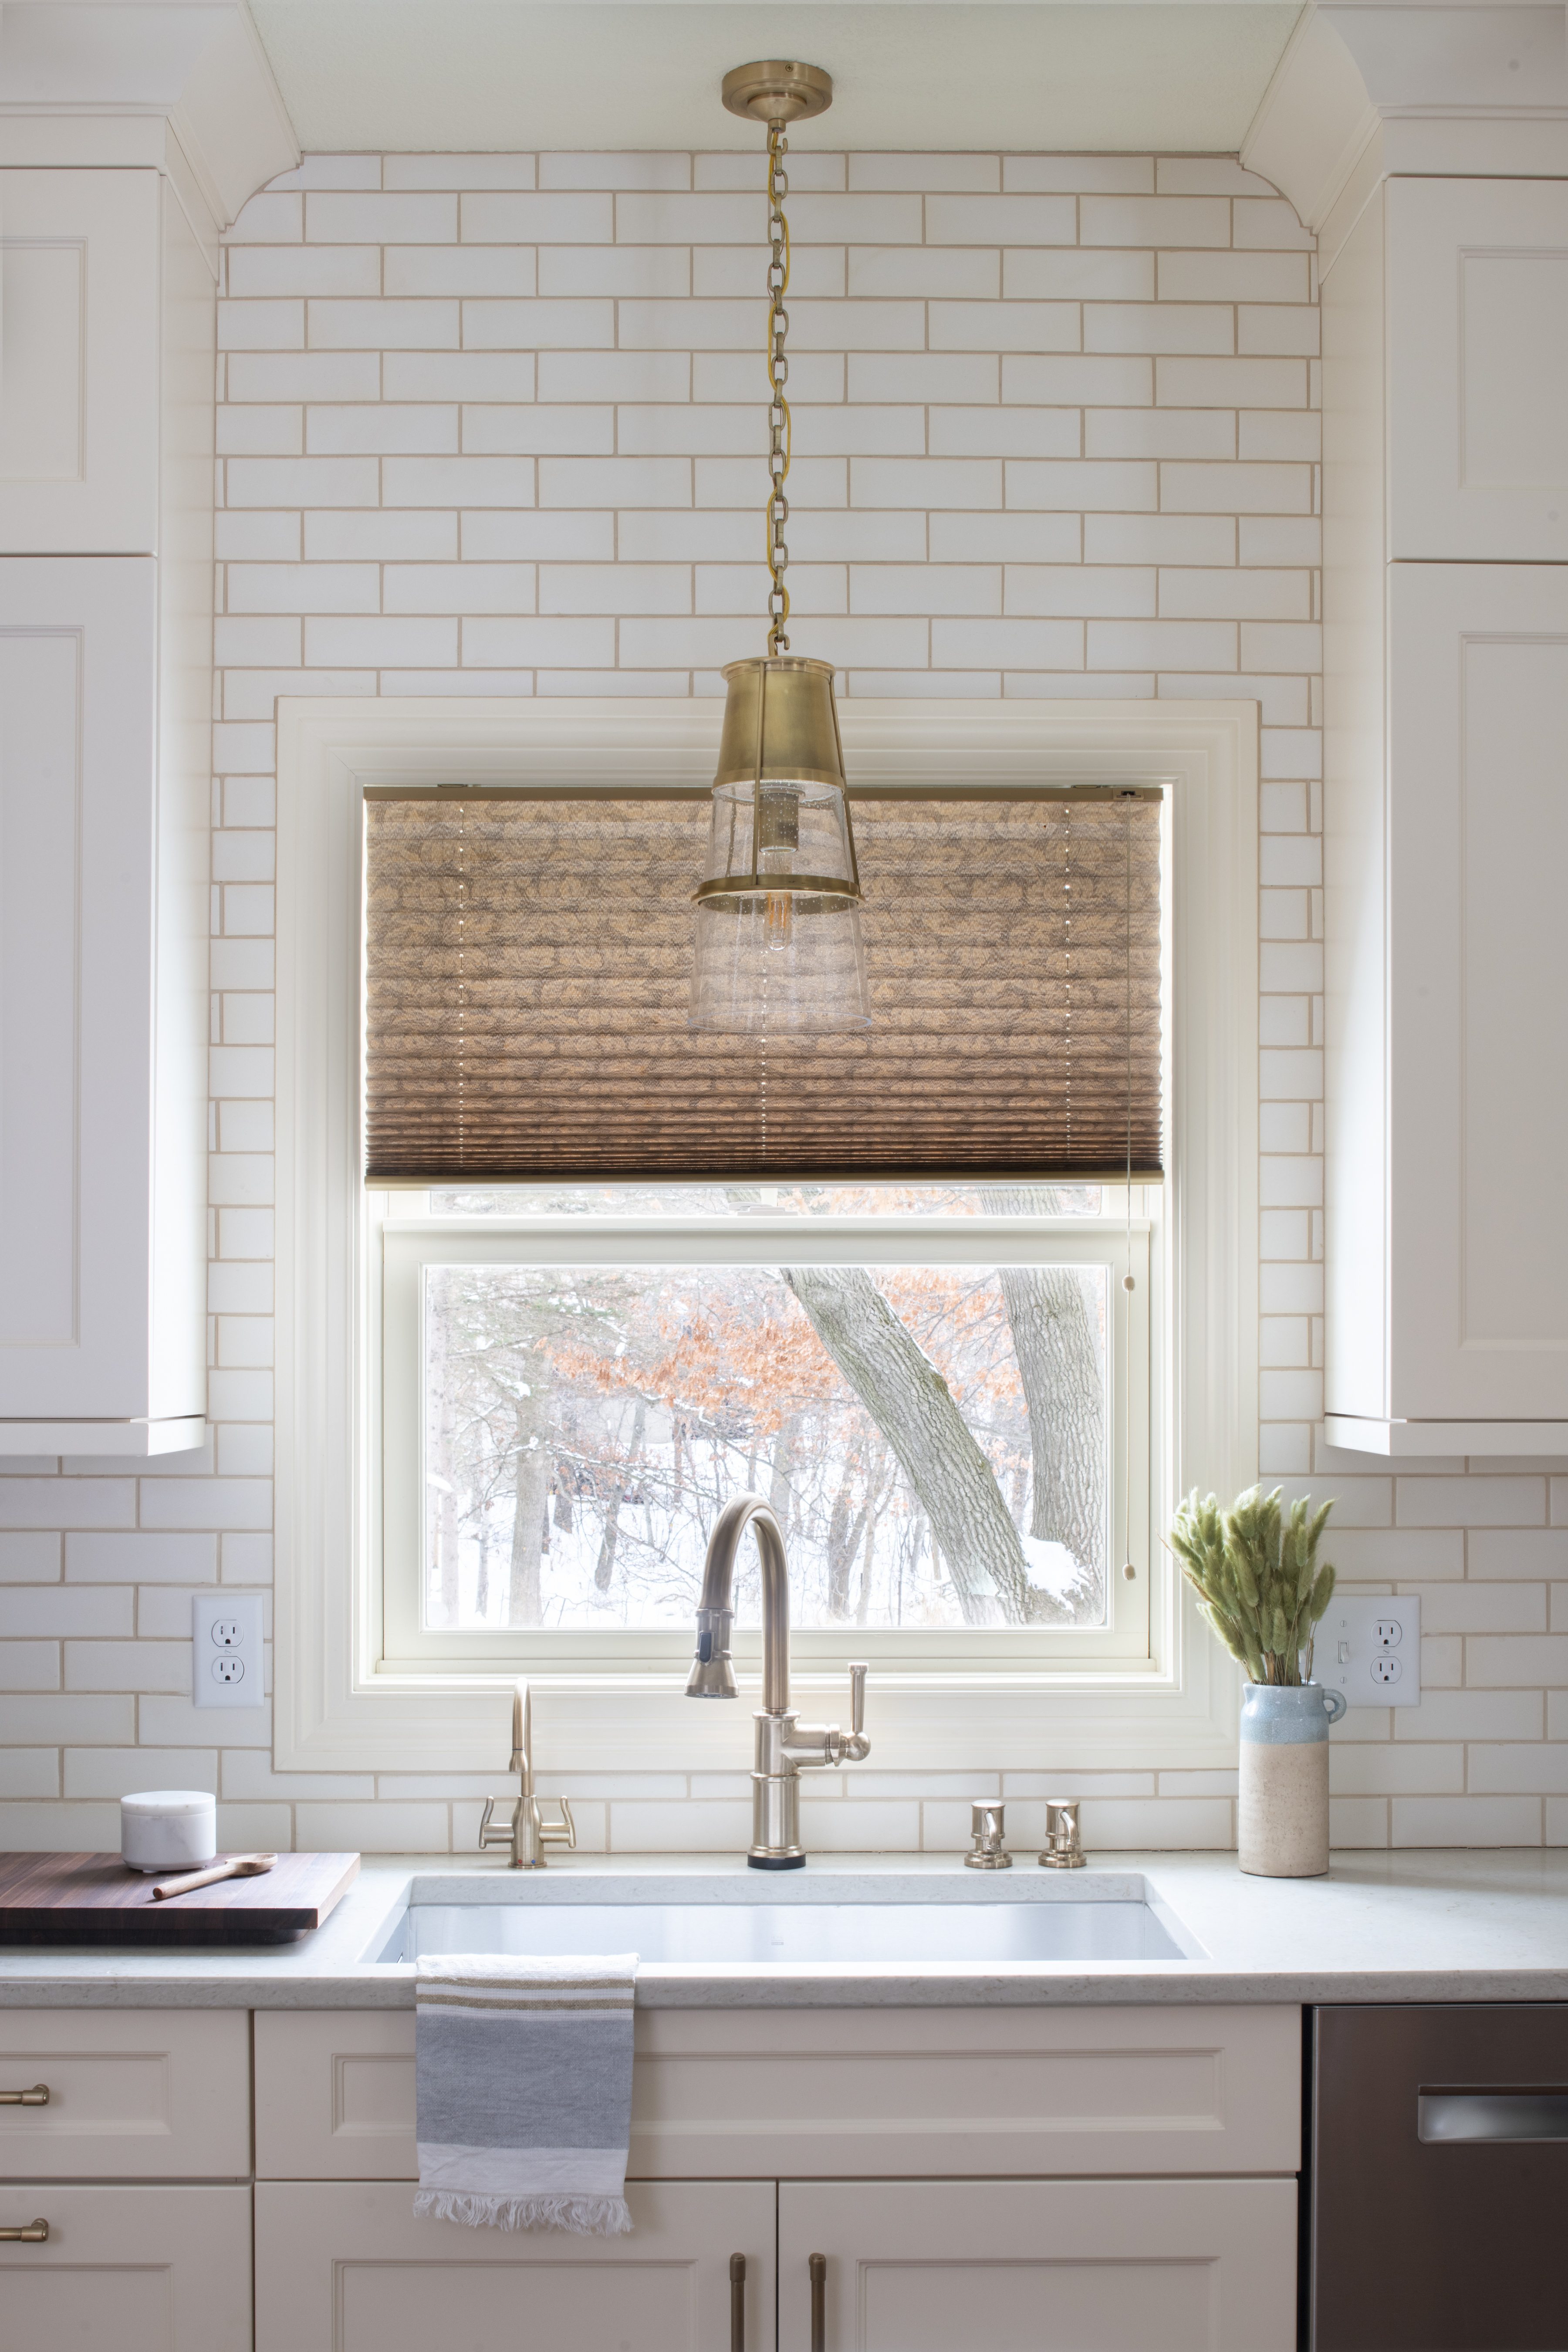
[765,119,791,655]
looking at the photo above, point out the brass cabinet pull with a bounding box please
[0,2219,47,2242]
[0,2086,47,2107]
[730,2251,745,2352]
[809,2251,827,2352]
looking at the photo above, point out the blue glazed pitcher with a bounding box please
[1238,1682,1348,1878]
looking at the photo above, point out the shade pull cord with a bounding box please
[1122,790,1136,1587]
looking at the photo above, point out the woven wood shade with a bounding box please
[364,787,1163,1185]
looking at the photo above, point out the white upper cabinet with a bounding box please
[0,172,163,554]
[0,558,208,1444]
[1387,179,1568,563]
[1385,564,1568,1422]
[1324,171,1568,1453]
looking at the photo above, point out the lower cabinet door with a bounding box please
[256,2178,776,2352]
[0,2184,252,2351]
[779,2177,1297,2352]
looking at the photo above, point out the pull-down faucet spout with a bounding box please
[686,1493,869,1868]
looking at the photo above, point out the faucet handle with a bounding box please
[848,1662,867,1740]
[478,1796,515,1853]
[537,1797,576,1852]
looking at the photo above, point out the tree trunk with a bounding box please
[768,1411,799,1531]
[595,1396,645,1596]
[981,1185,1107,1605]
[508,1383,550,1626]
[783,1264,1055,1626]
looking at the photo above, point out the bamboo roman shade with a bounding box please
[364,787,1162,1185]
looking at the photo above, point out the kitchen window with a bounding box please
[273,698,1257,1774]
[377,1187,1152,1676]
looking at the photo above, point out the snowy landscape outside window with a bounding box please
[378,1187,1154,1672]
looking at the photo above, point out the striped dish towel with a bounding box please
[412,1951,638,2234]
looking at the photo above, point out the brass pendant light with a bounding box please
[688,61,872,1035]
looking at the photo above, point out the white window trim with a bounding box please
[274,695,1258,1774]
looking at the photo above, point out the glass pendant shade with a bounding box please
[689,656,872,1034]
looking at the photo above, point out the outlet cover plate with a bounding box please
[192,1592,265,1709]
[1316,1594,1422,1709]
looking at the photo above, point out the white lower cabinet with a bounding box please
[254,2178,777,2352]
[779,2176,1298,2352]
[0,2183,252,2351]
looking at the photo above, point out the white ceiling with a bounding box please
[248,0,1305,156]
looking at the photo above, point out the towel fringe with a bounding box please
[414,2189,633,2237]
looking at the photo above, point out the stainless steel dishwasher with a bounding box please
[1311,2004,1568,2350]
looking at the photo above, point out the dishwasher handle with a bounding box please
[1419,2087,1568,2143]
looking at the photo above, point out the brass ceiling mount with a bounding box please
[720,59,833,126]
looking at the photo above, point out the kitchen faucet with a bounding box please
[478,1680,575,1869]
[686,1492,870,1867]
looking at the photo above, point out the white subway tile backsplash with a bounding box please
[386,154,537,191]
[385,563,535,613]
[927,193,1077,244]
[308,191,457,243]
[1005,248,1154,301]
[1086,304,1235,355]
[228,246,380,298]
[385,247,536,298]
[0,144,1512,1855]
[848,247,1000,299]
[304,510,458,560]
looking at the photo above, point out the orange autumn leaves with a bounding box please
[543,1266,1024,1445]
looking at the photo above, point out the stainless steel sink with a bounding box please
[368,1879,1200,1966]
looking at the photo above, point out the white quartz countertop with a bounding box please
[4,1848,1568,2008]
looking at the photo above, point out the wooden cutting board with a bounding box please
[0,1851,361,1945]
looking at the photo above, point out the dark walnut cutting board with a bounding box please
[0,1851,360,1945]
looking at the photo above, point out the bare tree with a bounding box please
[981,1185,1106,1605]
[507,1375,551,1626]
[593,1395,645,1595]
[782,1264,1064,1626]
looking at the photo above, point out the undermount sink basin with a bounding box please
[370,1880,1200,1966]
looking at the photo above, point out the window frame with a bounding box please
[273,695,1258,1775]
[377,1210,1153,1676]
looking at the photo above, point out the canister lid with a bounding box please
[121,1790,216,1816]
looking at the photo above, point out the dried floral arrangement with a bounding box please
[1169,1485,1337,1686]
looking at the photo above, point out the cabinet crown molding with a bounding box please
[1244,0,1568,230]
[0,1,298,228]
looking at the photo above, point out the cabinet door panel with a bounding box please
[1388,179,1568,561]
[0,2009,250,2180]
[0,2184,251,2352]
[255,2179,776,2352]
[0,556,163,1420]
[255,2005,1302,2183]
[1388,563,1568,1418]
[780,2178,1295,2352]
[0,171,161,554]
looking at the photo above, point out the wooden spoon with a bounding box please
[151,1853,277,1902]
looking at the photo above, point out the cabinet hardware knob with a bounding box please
[730,2251,746,2351]
[0,2219,48,2242]
[810,2251,827,2352]
[0,2086,47,2107]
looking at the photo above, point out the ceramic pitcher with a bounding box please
[1237,1682,1348,1877]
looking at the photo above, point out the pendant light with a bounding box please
[689,61,872,1035]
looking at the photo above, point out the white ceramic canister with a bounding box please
[121,1790,218,1875]
[1237,1683,1348,1877]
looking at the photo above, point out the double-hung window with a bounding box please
[273,698,1257,1773]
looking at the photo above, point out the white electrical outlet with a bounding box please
[1316,1594,1422,1709]
[192,1593,265,1709]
